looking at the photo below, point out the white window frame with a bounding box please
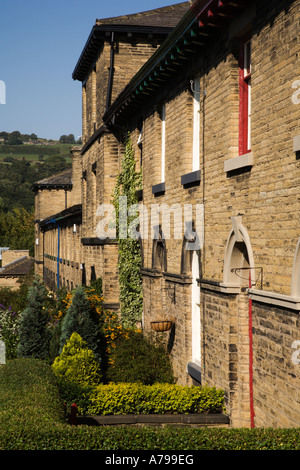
[191,250,201,365]
[192,77,201,171]
[161,104,166,182]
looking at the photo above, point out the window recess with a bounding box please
[239,38,251,155]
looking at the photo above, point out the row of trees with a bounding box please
[0,131,38,145]
[0,131,81,145]
[59,134,81,144]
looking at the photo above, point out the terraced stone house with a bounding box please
[34,0,300,427]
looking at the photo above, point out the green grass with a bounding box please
[0,143,73,158]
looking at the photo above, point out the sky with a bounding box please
[0,0,185,141]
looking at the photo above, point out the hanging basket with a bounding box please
[150,320,173,332]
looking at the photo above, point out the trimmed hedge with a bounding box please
[87,382,225,415]
[0,359,299,451]
[0,358,65,429]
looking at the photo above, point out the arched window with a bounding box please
[152,227,167,272]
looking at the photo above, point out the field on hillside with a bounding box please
[0,143,73,163]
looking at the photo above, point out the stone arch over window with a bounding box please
[223,217,255,287]
[291,237,300,297]
[181,234,201,276]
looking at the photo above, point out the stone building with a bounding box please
[33,2,190,307]
[34,0,300,427]
[0,250,33,290]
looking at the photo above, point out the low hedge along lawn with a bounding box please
[87,382,225,415]
[0,359,300,451]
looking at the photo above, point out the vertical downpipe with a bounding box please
[57,224,60,290]
[249,272,255,427]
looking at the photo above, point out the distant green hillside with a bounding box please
[0,143,73,163]
[0,154,72,212]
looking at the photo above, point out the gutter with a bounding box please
[106,32,115,112]
[103,0,253,127]
[45,216,64,290]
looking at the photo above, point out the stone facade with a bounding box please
[33,3,191,307]
[34,0,300,427]
[102,0,300,427]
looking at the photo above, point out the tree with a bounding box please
[8,131,22,145]
[59,286,102,361]
[59,134,75,144]
[0,208,35,256]
[17,277,51,360]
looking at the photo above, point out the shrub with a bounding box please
[17,277,51,360]
[59,286,102,361]
[0,358,299,450]
[52,332,102,389]
[0,358,65,429]
[0,305,21,359]
[106,330,175,385]
[87,382,225,416]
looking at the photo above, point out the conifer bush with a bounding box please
[52,332,102,388]
[52,332,102,412]
[59,285,102,361]
[17,277,51,360]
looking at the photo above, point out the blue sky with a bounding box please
[0,0,184,141]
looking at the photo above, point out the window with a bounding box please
[161,104,166,183]
[239,39,251,155]
[192,77,200,171]
[191,250,201,365]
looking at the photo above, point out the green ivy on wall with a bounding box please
[112,133,143,328]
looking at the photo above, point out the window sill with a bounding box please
[224,151,253,173]
[181,169,201,187]
[152,182,165,196]
[248,289,300,311]
[187,362,202,384]
[293,135,300,152]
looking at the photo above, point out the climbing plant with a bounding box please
[112,133,143,328]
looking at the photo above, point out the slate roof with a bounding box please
[0,257,34,277]
[73,2,191,81]
[103,0,253,128]
[32,169,72,191]
[95,2,191,28]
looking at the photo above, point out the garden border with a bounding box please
[77,413,230,427]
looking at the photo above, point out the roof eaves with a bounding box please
[72,24,174,82]
[103,0,253,126]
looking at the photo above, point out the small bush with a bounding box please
[106,330,175,385]
[52,332,102,388]
[87,382,225,416]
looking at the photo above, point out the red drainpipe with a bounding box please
[249,273,255,427]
